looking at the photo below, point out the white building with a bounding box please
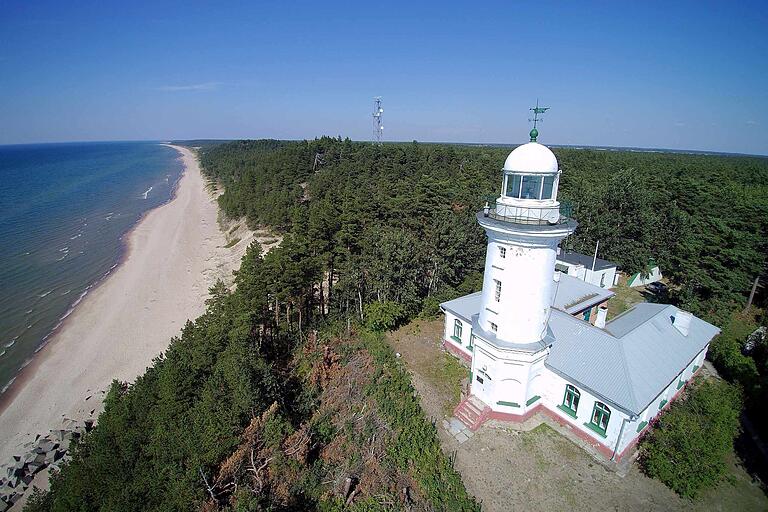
[627,260,663,288]
[440,128,719,462]
[556,250,619,289]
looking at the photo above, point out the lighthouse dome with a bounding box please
[503,142,558,174]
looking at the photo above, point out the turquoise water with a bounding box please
[0,142,183,393]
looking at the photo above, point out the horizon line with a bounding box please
[0,138,766,159]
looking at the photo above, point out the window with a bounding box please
[490,322,498,332]
[505,173,557,199]
[600,273,606,288]
[506,174,522,197]
[521,175,542,199]
[542,175,555,199]
[499,246,506,259]
[453,319,462,339]
[590,402,611,434]
[494,279,501,302]
[562,384,580,414]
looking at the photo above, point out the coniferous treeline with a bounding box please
[201,137,768,324]
[27,241,479,511]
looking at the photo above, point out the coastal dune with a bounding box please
[0,145,259,467]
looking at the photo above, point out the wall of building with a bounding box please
[627,266,662,287]
[537,368,630,455]
[442,311,473,362]
[556,261,617,289]
[478,238,558,344]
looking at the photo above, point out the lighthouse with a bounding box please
[440,106,720,462]
[476,129,577,345]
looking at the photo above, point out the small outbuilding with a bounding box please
[556,250,619,289]
[626,259,663,288]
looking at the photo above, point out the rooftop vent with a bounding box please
[594,305,608,329]
[673,310,692,336]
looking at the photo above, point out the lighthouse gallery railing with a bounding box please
[482,199,574,226]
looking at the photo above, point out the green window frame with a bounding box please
[561,384,580,414]
[588,402,611,436]
[453,319,463,340]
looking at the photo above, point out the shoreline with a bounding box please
[0,144,185,409]
[0,144,255,469]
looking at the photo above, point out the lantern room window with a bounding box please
[521,175,542,199]
[503,173,557,200]
[542,175,555,199]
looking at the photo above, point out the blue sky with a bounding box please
[1,1,766,154]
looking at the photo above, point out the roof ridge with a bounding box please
[615,335,641,415]
[605,303,672,337]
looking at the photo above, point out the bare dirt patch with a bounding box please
[387,318,768,512]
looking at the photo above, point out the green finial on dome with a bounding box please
[528,99,549,143]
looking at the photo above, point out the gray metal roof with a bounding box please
[546,303,720,415]
[440,291,482,322]
[557,250,618,271]
[553,275,614,314]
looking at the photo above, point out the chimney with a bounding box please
[673,310,692,336]
[594,305,608,329]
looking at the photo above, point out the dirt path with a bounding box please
[387,318,768,512]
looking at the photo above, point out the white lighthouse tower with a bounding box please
[469,107,577,408]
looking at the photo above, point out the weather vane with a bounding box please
[528,99,549,142]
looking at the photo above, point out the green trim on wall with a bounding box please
[584,421,607,438]
[526,395,541,406]
[450,335,461,344]
[557,404,578,419]
[658,399,668,410]
[497,401,520,408]
[636,420,648,433]
[677,379,685,390]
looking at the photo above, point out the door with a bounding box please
[473,367,494,405]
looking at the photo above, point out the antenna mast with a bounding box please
[372,97,384,144]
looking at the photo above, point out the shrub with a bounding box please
[640,379,743,498]
[364,301,406,331]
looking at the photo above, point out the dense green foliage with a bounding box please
[640,380,743,498]
[706,309,768,429]
[202,138,768,324]
[27,239,477,511]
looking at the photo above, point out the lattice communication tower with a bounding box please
[372,97,383,144]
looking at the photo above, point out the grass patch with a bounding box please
[606,278,646,320]
[228,224,239,234]
[422,352,468,415]
[223,237,240,248]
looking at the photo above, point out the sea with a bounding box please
[0,142,183,394]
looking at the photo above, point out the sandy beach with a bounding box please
[0,145,274,469]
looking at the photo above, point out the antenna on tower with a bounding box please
[528,99,550,142]
[372,97,384,144]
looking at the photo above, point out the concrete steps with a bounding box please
[453,395,490,431]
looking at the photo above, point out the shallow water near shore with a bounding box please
[0,142,182,393]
